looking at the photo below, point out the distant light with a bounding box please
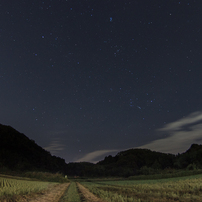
[110,17,112,22]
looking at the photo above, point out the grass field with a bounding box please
[1,172,202,201]
[81,174,202,202]
[0,175,58,201]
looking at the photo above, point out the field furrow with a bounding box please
[77,182,106,202]
[27,183,70,202]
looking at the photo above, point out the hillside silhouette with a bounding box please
[65,144,202,177]
[1,123,202,177]
[0,123,66,173]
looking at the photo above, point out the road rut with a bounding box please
[20,183,70,202]
[77,182,106,202]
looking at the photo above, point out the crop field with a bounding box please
[80,174,202,202]
[1,174,202,201]
[0,176,57,199]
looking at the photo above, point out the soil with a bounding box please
[77,182,106,202]
[19,183,70,202]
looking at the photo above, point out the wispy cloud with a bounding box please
[139,111,202,154]
[76,149,118,163]
[159,111,202,132]
[44,138,65,155]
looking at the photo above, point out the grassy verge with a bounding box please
[22,171,69,183]
[129,169,202,180]
[59,182,82,202]
[0,168,69,183]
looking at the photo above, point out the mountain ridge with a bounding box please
[1,123,202,177]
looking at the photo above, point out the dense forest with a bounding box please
[1,123,202,177]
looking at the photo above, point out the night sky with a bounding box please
[1,0,202,163]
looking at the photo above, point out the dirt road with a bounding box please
[77,183,106,202]
[12,182,105,202]
[20,183,70,202]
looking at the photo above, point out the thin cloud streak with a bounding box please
[76,111,202,163]
[76,149,118,163]
[44,138,65,155]
[159,111,202,132]
[140,111,202,154]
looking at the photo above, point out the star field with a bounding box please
[1,1,202,162]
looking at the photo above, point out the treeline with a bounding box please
[1,123,202,178]
[65,144,202,177]
[0,124,66,173]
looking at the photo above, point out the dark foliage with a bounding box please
[96,148,176,177]
[1,123,202,177]
[66,145,202,177]
[0,123,66,173]
[66,162,96,176]
[175,144,202,169]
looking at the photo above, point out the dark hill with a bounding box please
[96,148,176,177]
[174,144,202,169]
[1,123,202,177]
[0,123,66,173]
[98,148,175,169]
[65,144,202,177]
